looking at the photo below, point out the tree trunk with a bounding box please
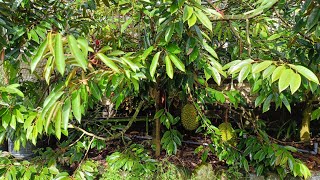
[300,102,312,142]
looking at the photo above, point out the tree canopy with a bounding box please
[0,0,319,179]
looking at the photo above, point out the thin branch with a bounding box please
[68,100,144,141]
[246,19,251,57]
[209,1,278,21]
[68,133,85,148]
[73,137,94,176]
[273,7,313,43]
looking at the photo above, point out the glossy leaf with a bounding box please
[141,46,154,61]
[263,94,273,113]
[62,98,71,130]
[165,55,173,79]
[97,53,120,73]
[54,33,65,75]
[280,93,291,113]
[183,5,193,22]
[194,9,212,31]
[271,65,286,83]
[121,57,139,72]
[210,66,221,85]
[262,65,276,79]
[252,61,273,74]
[168,53,185,72]
[203,41,218,59]
[188,14,197,27]
[279,69,293,92]
[290,65,319,84]
[289,73,301,94]
[228,59,254,74]
[165,24,175,42]
[150,51,161,78]
[68,35,88,70]
[72,90,81,123]
[31,39,48,72]
[77,37,89,59]
[238,64,251,83]
[55,105,62,140]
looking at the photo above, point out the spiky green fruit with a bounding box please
[181,103,199,130]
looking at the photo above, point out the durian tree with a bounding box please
[0,0,320,178]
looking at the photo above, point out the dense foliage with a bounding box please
[0,0,319,179]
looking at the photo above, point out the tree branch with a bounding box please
[68,100,144,141]
[208,0,278,21]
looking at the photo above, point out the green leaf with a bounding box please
[141,46,154,61]
[284,146,297,152]
[4,84,24,97]
[89,81,102,100]
[97,53,120,73]
[271,65,286,83]
[10,115,16,129]
[238,64,251,83]
[166,44,181,54]
[54,33,65,75]
[31,39,48,72]
[255,94,266,107]
[121,57,139,72]
[289,73,301,94]
[252,61,273,74]
[203,41,218,59]
[29,29,39,43]
[55,105,62,140]
[263,94,273,113]
[312,108,320,120]
[262,65,276,79]
[168,53,185,72]
[121,18,133,33]
[306,8,320,31]
[299,163,311,179]
[209,66,221,85]
[62,98,71,130]
[183,5,193,22]
[280,93,291,113]
[242,158,249,172]
[165,24,175,42]
[68,35,88,70]
[41,91,64,120]
[77,37,89,59]
[194,9,212,31]
[279,69,293,92]
[267,33,282,41]
[188,14,197,27]
[165,55,173,79]
[72,90,81,123]
[44,56,53,84]
[228,59,253,74]
[290,65,319,84]
[108,50,125,56]
[150,51,161,78]
[2,111,11,129]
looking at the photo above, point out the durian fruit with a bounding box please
[181,103,199,130]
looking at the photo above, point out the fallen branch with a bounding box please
[68,100,144,142]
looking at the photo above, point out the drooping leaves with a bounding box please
[279,69,293,92]
[71,90,81,123]
[165,55,173,79]
[168,53,185,72]
[31,39,48,72]
[68,35,88,71]
[54,33,65,75]
[97,53,120,73]
[150,51,161,78]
